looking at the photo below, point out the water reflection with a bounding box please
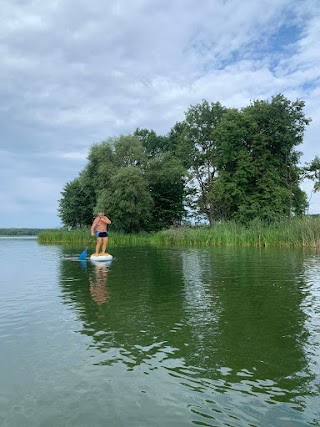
[59,246,186,363]
[89,262,110,305]
[179,248,318,410]
[58,246,320,425]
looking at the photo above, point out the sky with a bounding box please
[0,0,319,228]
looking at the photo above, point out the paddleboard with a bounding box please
[90,253,113,261]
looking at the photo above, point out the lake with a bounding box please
[1,237,320,426]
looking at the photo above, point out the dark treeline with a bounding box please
[0,228,50,236]
[59,94,320,233]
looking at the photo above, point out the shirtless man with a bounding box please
[90,211,111,255]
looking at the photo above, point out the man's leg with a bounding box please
[95,237,102,254]
[101,237,108,254]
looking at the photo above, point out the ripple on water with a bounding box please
[1,243,320,426]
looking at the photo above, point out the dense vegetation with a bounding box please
[38,216,320,248]
[58,94,320,233]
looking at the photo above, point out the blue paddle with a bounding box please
[79,237,93,260]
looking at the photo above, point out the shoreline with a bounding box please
[36,217,320,248]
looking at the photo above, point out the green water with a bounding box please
[1,238,320,426]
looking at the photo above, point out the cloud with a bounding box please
[0,0,319,226]
[0,149,61,209]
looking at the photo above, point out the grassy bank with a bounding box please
[37,217,320,248]
[154,217,320,247]
[37,228,152,246]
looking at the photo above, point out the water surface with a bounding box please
[1,238,320,426]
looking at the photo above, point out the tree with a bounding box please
[302,155,320,211]
[59,134,186,232]
[146,153,187,230]
[96,166,153,232]
[78,139,115,220]
[114,134,148,167]
[212,94,310,222]
[134,128,170,156]
[173,100,227,224]
[83,139,115,190]
[304,156,320,192]
[58,95,311,230]
[77,135,151,232]
[58,177,94,228]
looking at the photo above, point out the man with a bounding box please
[91,211,111,255]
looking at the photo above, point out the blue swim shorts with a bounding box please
[96,231,108,238]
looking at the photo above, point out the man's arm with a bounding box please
[101,216,111,225]
[90,217,98,235]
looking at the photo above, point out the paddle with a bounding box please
[79,216,102,260]
[79,237,93,260]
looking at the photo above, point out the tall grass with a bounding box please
[37,228,152,246]
[37,228,89,244]
[38,217,320,248]
[152,217,320,247]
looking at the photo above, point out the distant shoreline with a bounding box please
[0,235,37,239]
[0,228,56,236]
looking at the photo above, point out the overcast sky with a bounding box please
[0,0,319,228]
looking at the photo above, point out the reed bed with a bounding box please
[37,216,320,248]
[153,217,320,247]
[38,228,89,243]
[37,228,152,246]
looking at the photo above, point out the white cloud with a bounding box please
[0,0,319,226]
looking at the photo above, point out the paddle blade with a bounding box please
[79,249,87,260]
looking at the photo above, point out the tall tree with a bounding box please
[212,94,310,222]
[146,153,187,230]
[83,139,115,190]
[96,166,153,232]
[79,139,115,217]
[174,100,227,224]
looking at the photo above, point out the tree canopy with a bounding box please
[58,94,314,231]
[59,134,187,232]
[211,95,310,222]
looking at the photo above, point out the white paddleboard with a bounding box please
[90,253,113,261]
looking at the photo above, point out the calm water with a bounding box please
[1,238,320,426]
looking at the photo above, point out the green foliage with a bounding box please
[0,228,50,236]
[146,153,187,230]
[80,139,115,202]
[114,134,148,167]
[154,216,320,247]
[83,140,115,189]
[58,177,94,228]
[304,155,320,193]
[58,94,312,231]
[38,227,89,243]
[38,217,320,248]
[134,128,170,156]
[58,133,187,233]
[167,121,188,161]
[172,100,227,224]
[96,166,153,232]
[58,140,115,229]
[212,94,310,223]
